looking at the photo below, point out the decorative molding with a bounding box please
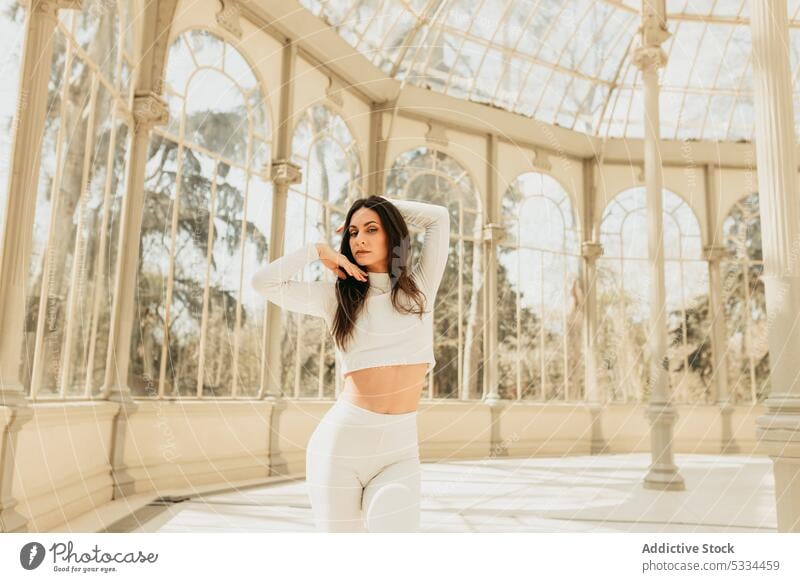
[425,122,448,147]
[631,45,668,72]
[531,148,552,172]
[632,3,670,72]
[482,223,505,244]
[216,0,243,39]
[270,159,302,186]
[703,245,729,263]
[326,75,345,107]
[132,92,169,131]
[581,241,604,261]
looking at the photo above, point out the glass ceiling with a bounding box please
[299,0,800,142]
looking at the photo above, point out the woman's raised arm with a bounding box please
[250,242,336,320]
[383,197,450,295]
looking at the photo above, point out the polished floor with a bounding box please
[104,453,777,533]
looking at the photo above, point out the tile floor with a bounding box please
[105,453,778,533]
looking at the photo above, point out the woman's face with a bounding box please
[348,207,389,273]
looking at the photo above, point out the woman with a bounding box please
[251,195,450,532]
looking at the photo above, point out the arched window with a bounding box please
[721,193,769,403]
[133,29,272,398]
[284,104,362,399]
[22,0,137,398]
[385,147,477,400]
[597,188,710,404]
[498,172,582,401]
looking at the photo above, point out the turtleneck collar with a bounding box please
[367,270,391,294]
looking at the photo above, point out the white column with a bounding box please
[0,0,81,533]
[261,160,300,480]
[581,158,607,454]
[482,134,503,404]
[703,165,739,454]
[103,92,168,499]
[582,241,607,452]
[482,223,504,404]
[749,0,800,533]
[103,93,168,403]
[482,134,505,454]
[368,102,387,197]
[633,0,685,491]
[263,160,302,396]
[261,41,301,479]
[704,245,740,452]
[261,40,299,402]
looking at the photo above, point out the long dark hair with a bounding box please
[331,196,427,351]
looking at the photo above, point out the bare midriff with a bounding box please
[341,363,429,414]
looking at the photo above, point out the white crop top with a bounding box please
[250,197,450,376]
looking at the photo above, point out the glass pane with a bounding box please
[90,119,129,394]
[20,30,67,396]
[203,164,248,397]
[73,0,119,87]
[598,187,706,403]
[64,81,116,396]
[721,193,769,403]
[130,135,180,397]
[239,176,273,398]
[32,54,94,397]
[187,29,224,68]
[280,190,328,398]
[184,69,248,164]
[166,147,216,396]
[165,35,195,96]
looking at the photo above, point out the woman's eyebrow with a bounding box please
[349,220,378,230]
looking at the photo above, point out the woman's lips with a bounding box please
[356,251,369,255]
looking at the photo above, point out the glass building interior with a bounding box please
[1,0,799,533]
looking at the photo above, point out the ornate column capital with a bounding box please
[531,148,552,172]
[132,92,168,132]
[482,223,505,244]
[632,45,668,72]
[581,241,604,261]
[703,245,729,263]
[633,2,670,72]
[270,159,302,187]
[216,0,243,39]
[425,122,448,147]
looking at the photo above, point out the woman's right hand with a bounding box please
[315,243,368,282]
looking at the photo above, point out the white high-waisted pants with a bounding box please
[305,397,421,532]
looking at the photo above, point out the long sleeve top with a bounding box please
[250,197,450,376]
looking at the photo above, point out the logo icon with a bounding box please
[20,542,46,570]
